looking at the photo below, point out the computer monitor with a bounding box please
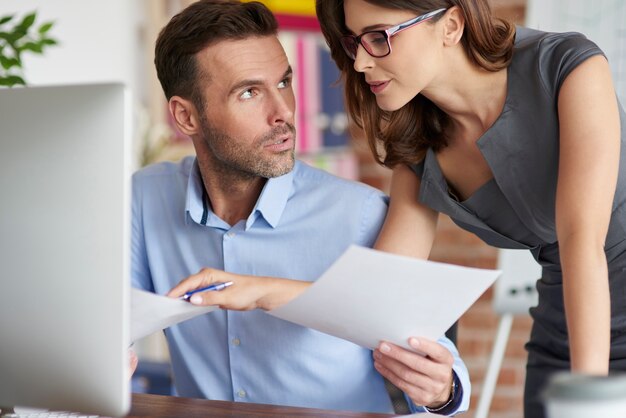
[0,83,131,417]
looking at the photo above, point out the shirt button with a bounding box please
[237,389,247,398]
[232,338,241,346]
[226,231,236,238]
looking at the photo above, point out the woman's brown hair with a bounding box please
[316,0,515,167]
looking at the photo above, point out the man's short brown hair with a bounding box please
[154,0,278,108]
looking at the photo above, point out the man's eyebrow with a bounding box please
[228,66,293,97]
[282,66,293,80]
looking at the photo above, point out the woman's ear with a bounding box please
[169,96,200,137]
[441,6,465,47]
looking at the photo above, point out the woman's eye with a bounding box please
[370,35,386,45]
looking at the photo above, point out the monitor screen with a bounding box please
[0,83,131,417]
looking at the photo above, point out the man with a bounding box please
[132,0,469,414]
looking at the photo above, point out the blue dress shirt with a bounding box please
[131,156,470,414]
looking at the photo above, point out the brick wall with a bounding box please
[354,2,529,417]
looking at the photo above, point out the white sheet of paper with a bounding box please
[131,288,218,342]
[269,245,500,351]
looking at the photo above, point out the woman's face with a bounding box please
[342,0,444,111]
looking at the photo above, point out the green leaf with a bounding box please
[19,42,43,54]
[0,11,58,87]
[10,28,27,43]
[0,55,9,69]
[0,55,20,70]
[0,74,26,87]
[0,31,16,44]
[38,21,54,34]
[0,15,14,26]
[17,12,36,32]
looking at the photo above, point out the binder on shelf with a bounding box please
[319,46,349,148]
[295,32,322,154]
[279,31,322,155]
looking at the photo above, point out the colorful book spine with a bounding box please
[297,32,322,154]
[280,31,322,155]
[319,45,349,148]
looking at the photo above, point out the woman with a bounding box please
[314,0,626,417]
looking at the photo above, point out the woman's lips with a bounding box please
[368,80,389,94]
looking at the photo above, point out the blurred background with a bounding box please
[2,1,624,417]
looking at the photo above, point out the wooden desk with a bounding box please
[128,393,396,418]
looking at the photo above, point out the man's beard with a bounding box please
[198,114,296,179]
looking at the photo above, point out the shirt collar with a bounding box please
[249,164,294,229]
[185,158,295,229]
[185,159,209,226]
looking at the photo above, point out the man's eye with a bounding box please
[278,78,291,89]
[240,89,255,99]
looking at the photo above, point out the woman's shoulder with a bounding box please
[512,26,605,93]
[514,26,603,63]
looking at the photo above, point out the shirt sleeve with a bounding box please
[537,31,605,97]
[131,172,154,292]
[357,189,389,247]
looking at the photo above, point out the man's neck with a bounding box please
[198,163,267,227]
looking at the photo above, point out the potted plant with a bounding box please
[0,11,57,87]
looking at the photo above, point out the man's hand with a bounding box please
[129,349,139,378]
[373,337,454,409]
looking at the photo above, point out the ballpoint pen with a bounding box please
[180,281,234,301]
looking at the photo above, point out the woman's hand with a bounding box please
[166,268,310,311]
[373,337,454,409]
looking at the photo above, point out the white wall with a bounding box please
[526,0,626,103]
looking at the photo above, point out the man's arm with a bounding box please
[131,173,154,292]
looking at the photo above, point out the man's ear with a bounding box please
[169,96,200,136]
[441,6,465,47]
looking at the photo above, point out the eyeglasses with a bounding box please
[340,8,447,60]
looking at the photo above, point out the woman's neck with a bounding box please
[422,53,508,137]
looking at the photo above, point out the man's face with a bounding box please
[194,35,296,179]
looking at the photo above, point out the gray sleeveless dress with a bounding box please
[410,27,626,418]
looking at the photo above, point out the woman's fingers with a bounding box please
[166,268,224,298]
[165,272,310,311]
